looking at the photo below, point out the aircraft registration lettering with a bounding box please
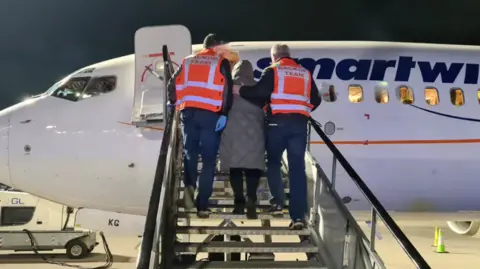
[255,56,480,84]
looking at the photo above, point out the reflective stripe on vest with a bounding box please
[270,104,311,113]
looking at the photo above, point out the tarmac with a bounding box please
[0,218,479,269]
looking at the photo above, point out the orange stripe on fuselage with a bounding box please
[310,139,480,145]
[116,122,480,144]
[143,52,175,58]
[117,121,164,131]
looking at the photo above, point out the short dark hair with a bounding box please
[203,33,225,48]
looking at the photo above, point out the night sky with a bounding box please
[1,0,479,109]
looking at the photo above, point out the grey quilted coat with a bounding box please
[219,60,266,171]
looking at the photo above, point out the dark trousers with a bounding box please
[181,108,221,210]
[266,115,308,221]
[229,168,262,204]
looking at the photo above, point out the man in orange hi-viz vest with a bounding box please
[168,34,233,218]
[234,44,321,229]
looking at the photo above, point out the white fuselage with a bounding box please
[0,41,479,221]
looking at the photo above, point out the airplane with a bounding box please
[0,25,479,239]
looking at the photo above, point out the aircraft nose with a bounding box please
[0,111,12,187]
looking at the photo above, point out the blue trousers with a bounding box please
[181,108,221,211]
[266,116,308,221]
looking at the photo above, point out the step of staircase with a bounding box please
[175,242,319,253]
[176,226,309,236]
[172,261,326,269]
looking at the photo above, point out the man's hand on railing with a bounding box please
[167,103,176,113]
[309,117,321,128]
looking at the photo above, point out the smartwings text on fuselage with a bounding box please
[254,56,480,84]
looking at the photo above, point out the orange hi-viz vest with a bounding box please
[175,48,225,112]
[269,58,313,117]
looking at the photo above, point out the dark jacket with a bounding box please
[239,57,321,118]
[167,56,233,115]
[219,60,266,171]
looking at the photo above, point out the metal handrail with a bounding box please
[158,110,182,269]
[136,45,177,269]
[136,103,175,269]
[309,118,431,269]
[155,45,182,269]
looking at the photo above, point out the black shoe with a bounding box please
[268,204,283,217]
[232,203,245,215]
[289,219,305,230]
[183,186,196,211]
[197,209,211,219]
[246,200,257,219]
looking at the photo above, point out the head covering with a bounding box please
[203,33,227,48]
[232,60,255,86]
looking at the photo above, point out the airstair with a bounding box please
[173,160,321,269]
[133,38,431,269]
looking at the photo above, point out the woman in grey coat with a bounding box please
[219,60,265,219]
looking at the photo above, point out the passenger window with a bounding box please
[319,84,336,102]
[397,85,414,104]
[348,85,363,103]
[82,76,117,98]
[450,88,464,106]
[424,87,439,106]
[0,206,35,226]
[374,83,389,104]
[51,77,90,102]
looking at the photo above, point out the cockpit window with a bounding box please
[82,76,117,98]
[51,77,91,102]
[45,78,68,95]
[49,75,117,101]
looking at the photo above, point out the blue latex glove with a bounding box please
[215,115,227,132]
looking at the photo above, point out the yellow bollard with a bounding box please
[434,229,449,253]
[432,226,439,247]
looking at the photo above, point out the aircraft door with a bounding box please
[0,113,10,187]
[132,25,192,127]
